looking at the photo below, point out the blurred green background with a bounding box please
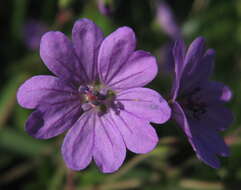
[0,0,241,189]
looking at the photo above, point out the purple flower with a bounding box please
[170,37,233,168]
[17,18,171,173]
[98,0,114,16]
[156,2,181,40]
[23,20,48,50]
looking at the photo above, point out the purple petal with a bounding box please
[17,75,77,109]
[184,37,206,68]
[190,135,221,168]
[201,81,232,104]
[171,101,192,137]
[177,37,207,92]
[98,27,136,85]
[171,39,185,100]
[156,2,182,40]
[61,111,94,170]
[190,119,230,156]
[188,119,230,168]
[40,31,84,84]
[109,110,158,154]
[181,49,215,93]
[221,86,232,102]
[93,113,126,173]
[26,101,82,139]
[98,0,113,16]
[172,39,186,77]
[23,20,48,50]
[107,50,158,90]
[172,102,230,168]
[117,88,171,124]
[72,18,104,81]
[205,104,233,131]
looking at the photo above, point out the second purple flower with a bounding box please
[170,37,233,168]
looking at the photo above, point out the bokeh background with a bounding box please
[0,0,241,189]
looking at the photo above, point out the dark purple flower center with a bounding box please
[78,84,123,116]
[179,87,207,120]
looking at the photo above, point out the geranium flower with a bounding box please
[156,2,181,40]
[17,18,171,173]
[23,20,48,50]
[170,37,233,168]
[98,0,114,16]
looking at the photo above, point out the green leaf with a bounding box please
[0,74,28,128]
[0,128,49,156]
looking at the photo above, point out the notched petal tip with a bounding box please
[61,112,94,171]
[74,18,95,25]
[72,18,103,38]
[96,162,122,173]
[93,114,126,173]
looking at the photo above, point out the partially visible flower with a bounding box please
[23,20,48,50]
[156,2,181,40]
[169,37,233,168]
[17,18,171,173]
[97,0,114,16]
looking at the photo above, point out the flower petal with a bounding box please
[171,101,192,137]
[172,102,230,168]
[25,100,82,139]
[201,81,232,104]
[40,31,85,83]
[184,37,206,69]
[107,50,158,90]
[61,111,95,170]
[171,39,185,100]
[157,2,182,40]
[189,135,221,168]
[93,113,126,173]
[180,49,215,93]
[72,19,104,81]
[205,104,233,131]
[17,75,77,109]
[98,27,136,84]
[188,119,230,168]
[109,110,158,153]
[117,88,171,124]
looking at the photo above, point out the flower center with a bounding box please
[179,87,207,120]
[78,84,122,116]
